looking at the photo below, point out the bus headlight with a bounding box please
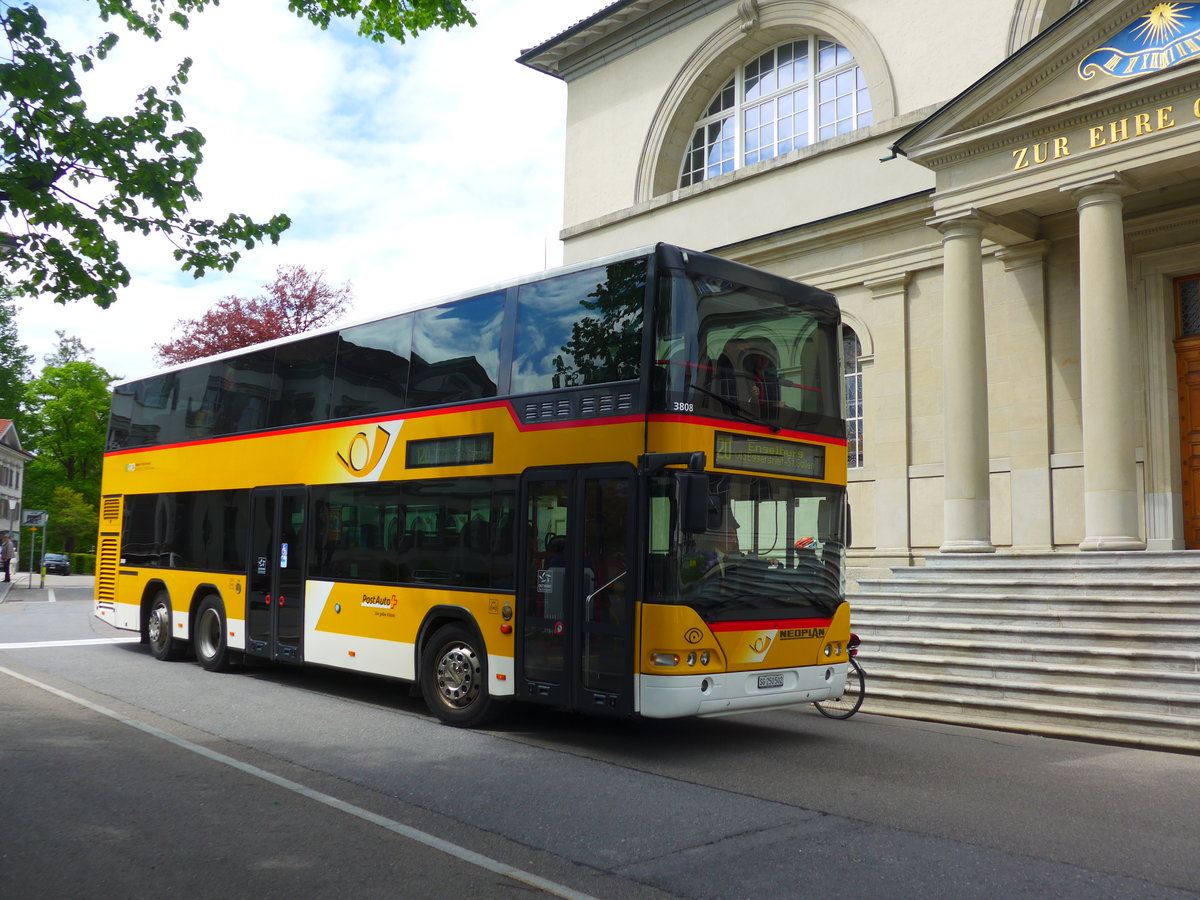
[651,652,680,667]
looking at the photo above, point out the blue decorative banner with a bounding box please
[1079,3,1200,79]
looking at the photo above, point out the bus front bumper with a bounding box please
[637,663,848,719]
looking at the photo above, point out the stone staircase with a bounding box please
[848,552,1200,753]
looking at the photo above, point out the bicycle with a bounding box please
[814,632,864,719]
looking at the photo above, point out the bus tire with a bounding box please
[147,590,186,662]
[194,595,234,672]
[420,623,502,727]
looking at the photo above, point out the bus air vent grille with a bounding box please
[101,495,122,525]
[95,533,120,603]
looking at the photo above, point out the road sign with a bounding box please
[22,509,47,528]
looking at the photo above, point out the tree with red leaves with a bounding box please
[154,265,353,366]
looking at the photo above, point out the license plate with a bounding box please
[757,673,785,689]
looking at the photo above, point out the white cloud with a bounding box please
[21,0,602,380]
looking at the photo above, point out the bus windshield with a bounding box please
[647,473,845,622]
[654,268,842,436]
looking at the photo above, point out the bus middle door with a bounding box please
[246,486,307,663]
[518,466,636,716]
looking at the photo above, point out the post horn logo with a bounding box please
[749,635,772,654]
[337,424,392,477]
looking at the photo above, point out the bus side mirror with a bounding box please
[679,472,709,534]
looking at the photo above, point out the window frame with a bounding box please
[679,35,872,189]
[1175,274,1200,339]
[842,328,863,470]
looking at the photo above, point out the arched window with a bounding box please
[679,37,872,188]
[843,328,863,469]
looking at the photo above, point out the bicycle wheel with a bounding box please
[814,657,864,719]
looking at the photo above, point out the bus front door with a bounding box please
[518,467,637,716]
[246,486,307,663]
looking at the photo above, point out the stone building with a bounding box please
[520,0,1200,745]
[520,0,1200,571]
[0,418,32,552]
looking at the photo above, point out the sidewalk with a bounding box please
[0,573,95,602]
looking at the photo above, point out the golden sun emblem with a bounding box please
[1132,3,1192,45]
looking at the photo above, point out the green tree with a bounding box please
[46,485,96,554]
[0,287,33,419]
[41,330,95,368]
[21,351,115,514]
[0,1,475,308]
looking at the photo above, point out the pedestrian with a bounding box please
[2,532,14,582]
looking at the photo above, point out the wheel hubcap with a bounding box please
[149,604,168,648]
[435,643,480,709]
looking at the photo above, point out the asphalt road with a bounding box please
[3,578,1199,899]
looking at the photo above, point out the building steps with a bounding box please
[847,551,1200,752]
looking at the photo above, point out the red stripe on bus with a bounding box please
[105,403,846,455]
[708,617,833,632]
[647,413,848,447]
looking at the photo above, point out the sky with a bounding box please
[19,0,607,381]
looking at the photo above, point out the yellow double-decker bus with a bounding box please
[94,244,851,726]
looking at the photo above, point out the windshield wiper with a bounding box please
[690,385,781,432]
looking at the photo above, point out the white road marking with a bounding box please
[0,665,599,900]
[0,638,141,650]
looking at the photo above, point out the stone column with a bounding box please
[865,274,911,558]
[937,215,994,552]
[995,241,1053,551]
[1069,179,1145,550]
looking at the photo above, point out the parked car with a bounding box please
[42,552,70,575]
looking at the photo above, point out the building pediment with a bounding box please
[897,1,1200,167]
[893,0,1200,223]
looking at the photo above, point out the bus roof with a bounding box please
[119,243,834,388]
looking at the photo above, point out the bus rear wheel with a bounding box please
[147,590,186,662]
[194,595,235,672]
[421,624,502,727]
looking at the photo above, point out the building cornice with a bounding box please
[518,0,731,81]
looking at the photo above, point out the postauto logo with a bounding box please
[336,424,395,479]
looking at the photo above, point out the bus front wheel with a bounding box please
[147,590,186,662]
[420,624,503,727]
[194,595,235,672]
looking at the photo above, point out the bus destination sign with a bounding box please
[406,433,494,469]
[714,432,826,479]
